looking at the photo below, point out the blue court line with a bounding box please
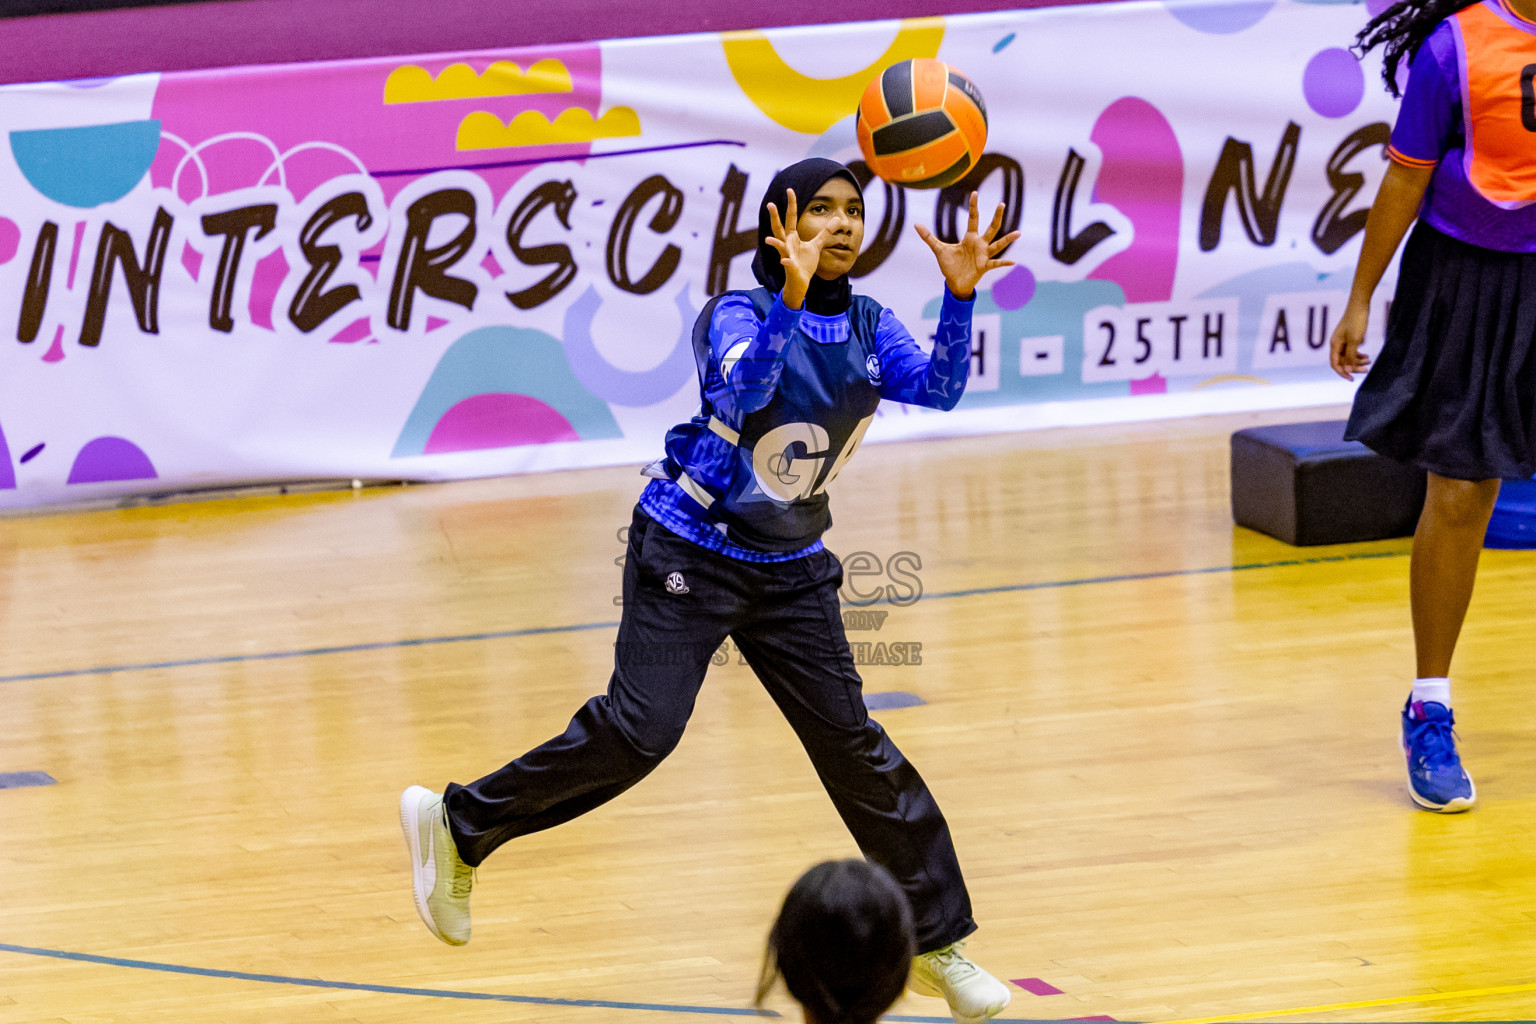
[0,620,621,685]
[0,941,1071,1023]
[0,550,1409,687]
[865,691,927,711]
[0,771,56,789]
[0,941,769,1015]
[918,549,1409,603]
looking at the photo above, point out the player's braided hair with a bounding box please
[1355,0,1482,97]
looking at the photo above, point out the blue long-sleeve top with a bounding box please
[705,287,974,421]
[640,286,975,561]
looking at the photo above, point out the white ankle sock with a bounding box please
[1411,677,1452,709]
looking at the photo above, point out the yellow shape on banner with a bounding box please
[720,19,944,135]
[456,107,642,150]
[385,59,573,104]
[1194,374,1272,388]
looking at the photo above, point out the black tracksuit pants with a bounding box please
[443,507,977,952]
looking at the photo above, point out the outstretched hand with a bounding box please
[764,189,830,310]
[915,192,1019,300]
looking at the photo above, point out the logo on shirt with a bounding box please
[720,340,751,381]
[665,572,690,595]
[865,353,882,385]
[751,417,873,503]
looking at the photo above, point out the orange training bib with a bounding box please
[1456,0,1536,206]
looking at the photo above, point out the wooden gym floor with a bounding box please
[1,405,1534,1024]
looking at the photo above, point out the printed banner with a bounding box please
[0,0,1397,507]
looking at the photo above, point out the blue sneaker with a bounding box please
[1400,700,1476,812]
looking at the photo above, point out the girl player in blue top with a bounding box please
[401,158,1019,1024]
[1332,0,1536,811]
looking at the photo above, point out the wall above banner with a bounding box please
[0,0,1398,508]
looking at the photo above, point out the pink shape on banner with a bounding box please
[262,147,380,202]
[482,250,504,278]
[150,136,207,205]
[991,264,1035,310]
[154,135,272,202]
[329,317,372,344]
[148,44,605,204]
[1130,372,1168,395]
[181,242,202,281]
[42,325,65,363]
[67,220,86,290]
[0,217,19,264]
[1087,98,1183,303]
[67,436,157,484]
[249,249,289,330]
[426,316,450,332]
[424,393,579,453]
[1067,1017,1118,1021]
[1011,978,1063,996]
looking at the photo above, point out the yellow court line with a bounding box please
[1153,979,1536,1024]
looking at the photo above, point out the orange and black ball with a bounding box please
[855,58,988,189]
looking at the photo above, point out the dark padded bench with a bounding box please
[1487,478,1536,549]
[1230,420,1426,546]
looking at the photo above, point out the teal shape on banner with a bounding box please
[922,279,1128,406]
[10,120,162,208]
[392,326,622,458]
[1197,261,1352,377]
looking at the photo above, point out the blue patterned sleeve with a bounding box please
[702,293,802,423]
[874,288,973,411]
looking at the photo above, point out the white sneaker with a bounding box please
[399,785,474,945]
[908,942,1011,1024]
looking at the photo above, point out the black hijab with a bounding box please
[750,158,862,316]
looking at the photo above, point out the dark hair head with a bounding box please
[750,158,863,314]
[756,860,916,1024]
[1354,0,1479,97]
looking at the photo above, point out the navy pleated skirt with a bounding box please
[1346,221,1536,481]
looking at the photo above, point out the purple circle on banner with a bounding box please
[0,218,19,264]
[992,265,1036,310]
[1166,0,1276,33]
[1304,47,1365,117]
[1365,0,1393,17]
[67,437,157,484]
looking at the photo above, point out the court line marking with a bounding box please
[0,621,622,684]
[0,548,1437,1020]
[0,550,1408,686]
[0,941,1066,1023]
[0,770,56,789]
[919,550,1408,603]
[1151,977,1536,1023]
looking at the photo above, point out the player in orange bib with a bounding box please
[1333,0,1536,812]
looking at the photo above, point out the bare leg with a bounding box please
[1410,472,1502,678]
